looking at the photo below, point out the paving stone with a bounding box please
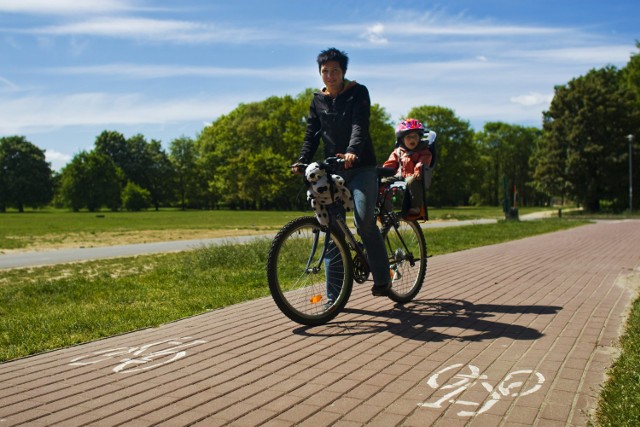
[1,220,638,426]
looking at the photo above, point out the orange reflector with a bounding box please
[310,295,323,304]
[389,269,394,279]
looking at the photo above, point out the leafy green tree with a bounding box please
[621,42,640,210]
[122,182,151,211]
[169,136,206,210]
[94,130,128,178]
[216,148,290,210]
[475,123,542,207]
[142,139,175,210]
[406,106,478,206]
[197,90,395,210]
[536,66,640,212]
[370,104,396,163]
[59,151,121,212]
[624,41,640,103]
[95,131,174,209]
[0,136,53,212]
[198,93,309,209]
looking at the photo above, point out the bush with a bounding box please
[122,182,151,211]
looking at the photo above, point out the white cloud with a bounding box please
[382,21,566,37]
[47,63,288,79]
[0,0,137,15]
[0,75,20,91]
[45,149,72,164]
[324,11,568,41]
[509,45,635,64]
[363,23,388,45]
[0,92,240,134]
[29,17,273,44]
[510,92,553,107]
[35,17,203,37]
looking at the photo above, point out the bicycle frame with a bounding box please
[317,180,419,278]
[329,204,368,262]
[307,202,368,272]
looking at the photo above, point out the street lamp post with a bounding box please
[629,134,634,214]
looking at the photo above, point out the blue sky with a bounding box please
[1,0,638,171]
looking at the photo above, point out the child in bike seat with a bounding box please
[382,119,433,217]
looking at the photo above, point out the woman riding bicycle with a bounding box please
[293,47,391,297]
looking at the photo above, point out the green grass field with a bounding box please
[0,206,551,250]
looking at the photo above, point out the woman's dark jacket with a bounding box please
[298,81,377,168]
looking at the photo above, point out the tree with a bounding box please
[621,42,640,211]
[95,130,175,209]
[624,41,640,103]
[94,130,128,179]
[197,89,396,210]
[406,106,478,206]
[0,136,53,212]
[475,123,542,207]
[142,139,175,210]
[170,136,205,209]
[122,182,151,211]
[536,66,640,212]
[59,151,122,212]
[197,92,309,209]
[369,103,396,159]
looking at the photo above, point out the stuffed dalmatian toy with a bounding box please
[305,162,354,226]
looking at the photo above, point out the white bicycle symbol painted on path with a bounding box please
[418,363,545,417]
[68,336,207,373]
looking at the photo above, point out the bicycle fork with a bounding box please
[381,219,417,281]
[303,226,348,304]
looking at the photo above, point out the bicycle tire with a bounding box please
[383,218,427,303]
[267,216,353,326]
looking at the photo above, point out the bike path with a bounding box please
[1,220,639,426]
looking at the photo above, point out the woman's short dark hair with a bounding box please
[317,48,349,73]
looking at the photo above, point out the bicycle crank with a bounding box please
[353,255,369,284]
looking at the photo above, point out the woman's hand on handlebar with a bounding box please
[337,152,357,169]
[290,163,306,175]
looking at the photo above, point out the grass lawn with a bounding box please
[594,291,640,426]
[0,206,557,251]
[0,209,305,250]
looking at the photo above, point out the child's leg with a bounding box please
[408,180,424,211]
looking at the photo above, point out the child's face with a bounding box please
[403,132,420,150]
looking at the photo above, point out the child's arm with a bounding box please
[412,150,433,180]
[382,150,400,171]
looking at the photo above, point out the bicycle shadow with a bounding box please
[293,298,562,342]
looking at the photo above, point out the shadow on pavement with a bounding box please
[294,298,562,343]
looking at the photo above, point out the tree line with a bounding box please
[1,44,639,213]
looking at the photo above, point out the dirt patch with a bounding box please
[0,229,272,254]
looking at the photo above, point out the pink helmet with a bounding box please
[395,118,425,140]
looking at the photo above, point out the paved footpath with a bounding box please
[1,220,639,427]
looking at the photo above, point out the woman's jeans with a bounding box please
[325,166,391,301]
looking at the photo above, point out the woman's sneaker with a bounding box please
[371,283,391,296]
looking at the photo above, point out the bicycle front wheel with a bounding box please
[383,218,427,303]
[267,216,353,326]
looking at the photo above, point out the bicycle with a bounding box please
[266,157,428,326]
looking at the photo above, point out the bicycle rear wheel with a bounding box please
[267,216,353,326]
[383,218,427,303]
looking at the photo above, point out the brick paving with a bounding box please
[1,219,639,427]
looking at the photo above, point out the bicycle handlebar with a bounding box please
[290,157,348,175]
